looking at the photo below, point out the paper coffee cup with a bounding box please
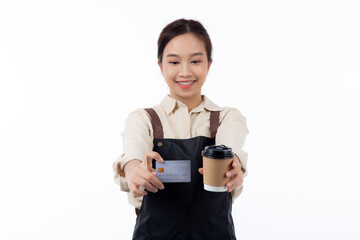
[201,145,234,192]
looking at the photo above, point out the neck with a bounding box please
[170,94,203,112]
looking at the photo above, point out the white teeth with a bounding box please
[178,81,194,86]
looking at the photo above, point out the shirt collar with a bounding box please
[160,95,222,115]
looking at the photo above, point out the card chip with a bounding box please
[158,168,164,173]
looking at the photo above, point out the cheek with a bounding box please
[194,66,208,78]
[163,74,175,84]
[162,67,176,79]
[163,73,175,85]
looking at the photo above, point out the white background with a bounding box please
[1,0,359,239]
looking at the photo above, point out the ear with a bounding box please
[207,59,212,74]
[157,59,163,72]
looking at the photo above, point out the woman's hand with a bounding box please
[224,156,244,192]
[198,155,244,192]
[124,151,165,197]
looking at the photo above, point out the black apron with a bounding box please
[132,108,236,240]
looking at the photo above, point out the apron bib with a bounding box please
[132,108,236,240]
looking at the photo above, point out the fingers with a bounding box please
[144,151,165,189]
[226,158,244,192]
[129,183,147,197]
[137,166,164,191]
[198,168,203,175]
[233,156,241,167]
[145,151,164,165]
[130,151,164,192]
[141,179,159,193]
[126,153,165,196]
[128,171,163,196]
[226,158,242,178]
[142,151,164,172]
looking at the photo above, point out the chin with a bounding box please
[177,91,199,99]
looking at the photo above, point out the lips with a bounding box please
[176,80,197,89]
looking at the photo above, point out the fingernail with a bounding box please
[227,172,232,177]
[228,183,232,188]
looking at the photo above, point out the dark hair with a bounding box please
[157,18,213,65]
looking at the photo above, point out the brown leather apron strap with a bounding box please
[210,111,220,138]
[145,108,164,139]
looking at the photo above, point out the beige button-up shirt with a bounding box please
[113,95,249,209]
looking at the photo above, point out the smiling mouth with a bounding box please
[176,80,197,86]
[175,80,197,89]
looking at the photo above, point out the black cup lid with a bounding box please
[201,144,234,159]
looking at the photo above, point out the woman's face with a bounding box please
[158,33,212,102]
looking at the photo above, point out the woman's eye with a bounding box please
[169,61,201,65]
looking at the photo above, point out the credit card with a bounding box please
[155,160,191,183]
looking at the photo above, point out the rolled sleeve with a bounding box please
[113,154,129,192]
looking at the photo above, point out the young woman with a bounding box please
[113,18,249,240]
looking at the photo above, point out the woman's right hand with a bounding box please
[124,151,165,197]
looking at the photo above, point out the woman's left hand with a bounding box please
[224,156,244,192]
[198,155,244,192]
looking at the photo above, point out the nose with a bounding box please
[179,62,192,78]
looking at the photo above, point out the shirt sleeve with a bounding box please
[215,107,249,202]
[112,108,154,192]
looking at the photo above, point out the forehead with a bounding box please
[164,33,206,57]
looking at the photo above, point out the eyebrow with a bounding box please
[166,52,204,58]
